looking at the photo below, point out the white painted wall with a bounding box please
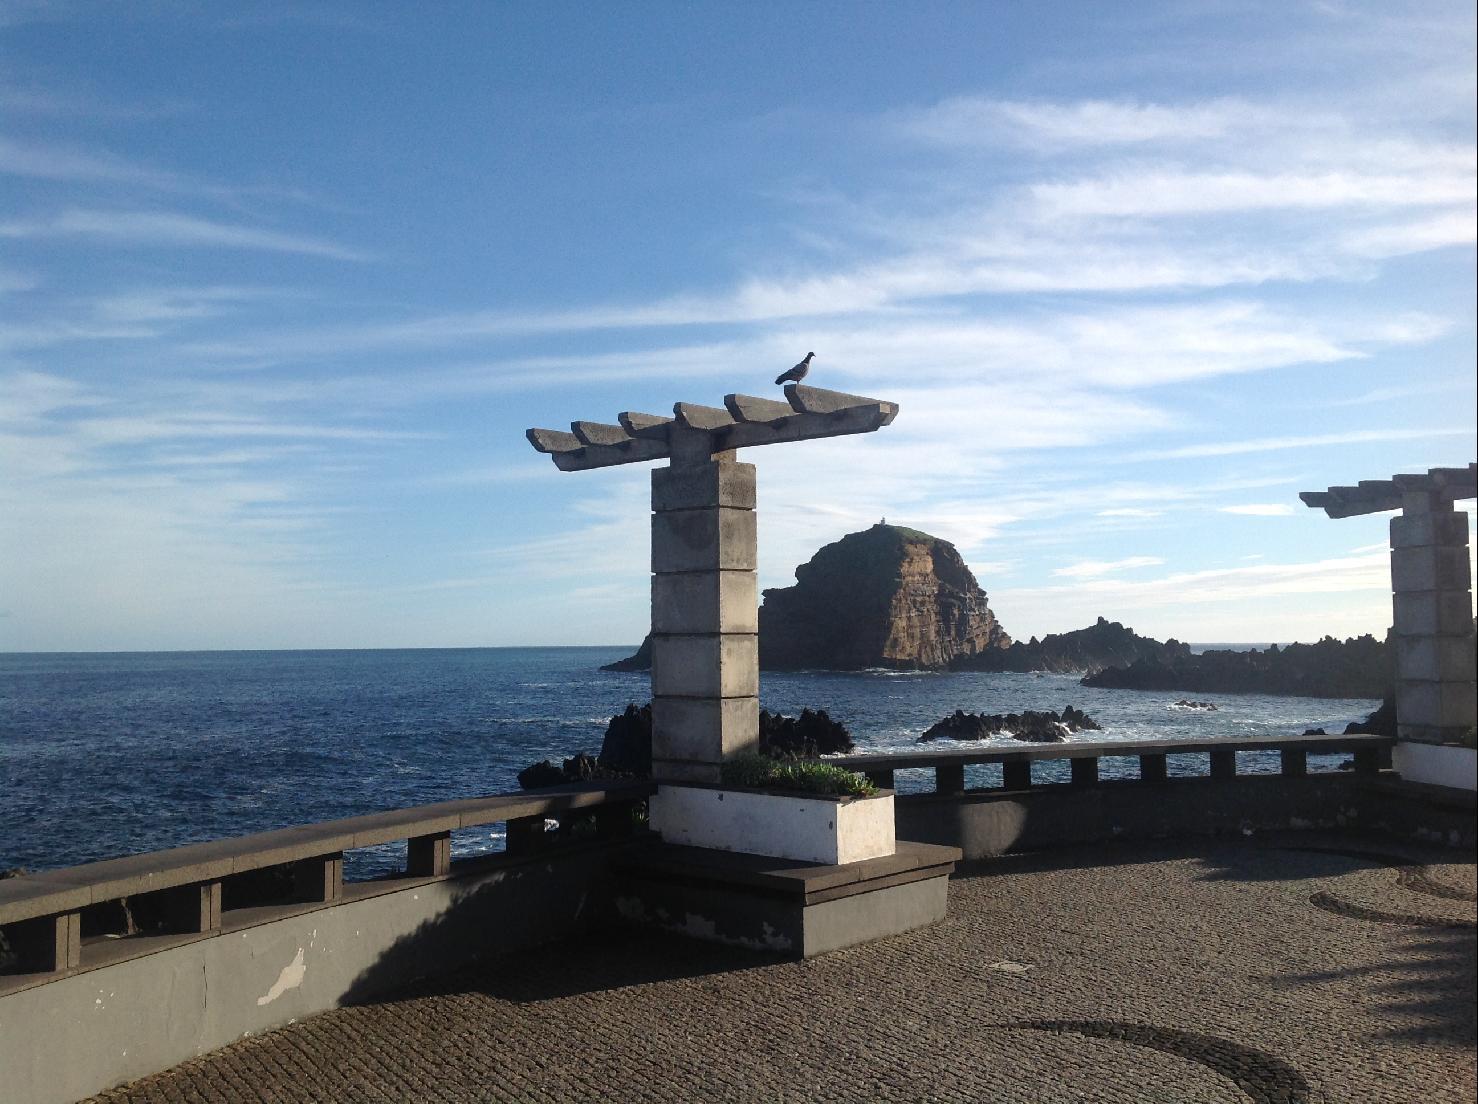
[1393,741,1478,791]
[649,785,895,864]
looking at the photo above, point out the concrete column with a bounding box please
[650,449,759,782]
[1390,497,1477,744]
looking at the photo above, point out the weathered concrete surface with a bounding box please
[86,835,1474,1104]
[649,457,759,783]
[0,846,622,1104]
[1390,500,1476,745]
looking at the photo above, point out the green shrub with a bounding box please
[720,753,878,797]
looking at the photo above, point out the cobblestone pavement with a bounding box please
[92,836,1476,1104]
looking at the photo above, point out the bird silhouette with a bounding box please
[775,351,815,386]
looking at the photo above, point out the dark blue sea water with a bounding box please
[0,648,1381,880]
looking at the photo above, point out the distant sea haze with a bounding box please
[1187,643,1285,654]
[0,647,1377,880]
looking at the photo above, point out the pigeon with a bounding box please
[774,351,815,386]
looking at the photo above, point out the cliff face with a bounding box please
[951,617,1189,675]
[758,523,1011,670]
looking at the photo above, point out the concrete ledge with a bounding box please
[614,840,958,958]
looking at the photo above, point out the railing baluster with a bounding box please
[1002,761,1032,791]
[864,768,894,790]
[1071,757,1099,788]
[1209,749,1236,781]
[408,831,452,877]
[294,853,343,903]
[935,763,965,795]
[1140,753,1168,783]
[159,881,222,933]
[1352,746,1379,775]
[505,815,544,856]
[593,801,636,839]
[11,911,81,973]
[1280,749,1308,777]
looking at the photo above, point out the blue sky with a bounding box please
[1,1,1474,652]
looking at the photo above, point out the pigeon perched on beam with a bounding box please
[774,351,815,386]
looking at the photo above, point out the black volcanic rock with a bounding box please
[759,708,855,758]
[598,703,652,775]
[518,702,856,786]
[1344,695,1396,737]
[920,705,1102,744]
[951,617,1188,675]
[759,523,1011,670]
[600,636,652,673]
[1082,633,1394,699]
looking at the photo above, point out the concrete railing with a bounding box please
[0,779,654,994]
[832,730,1394,793]
[828,732,1477,860]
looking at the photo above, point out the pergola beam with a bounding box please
[527,384,899,472]
[1300,463,1476,518]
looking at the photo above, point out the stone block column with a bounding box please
[650,450,760,782]
[1390,495,1477,744]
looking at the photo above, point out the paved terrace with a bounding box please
[89,834,1475,1104]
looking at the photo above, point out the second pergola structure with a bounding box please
[1301,463,1477,780]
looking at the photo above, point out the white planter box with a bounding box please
[1393,741,1478,792]
[649,784,896,865]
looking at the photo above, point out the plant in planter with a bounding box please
[720,752,877,797]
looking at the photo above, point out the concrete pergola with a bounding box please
[1301,463,1477,749]
[527,383,898,783]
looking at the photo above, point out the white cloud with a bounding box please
[1097,507,1163,518]
[896,97,1282,149]
[1053,556,1166,578]
[1217,503,1297,516]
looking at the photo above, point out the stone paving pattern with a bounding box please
[91,835,1476,1104]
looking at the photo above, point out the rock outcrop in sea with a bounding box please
[1082,633,1394,699]
[950,617,1188,675]
[919,706,1102,744]
[516,702,856,787]
[758,523,1011,670]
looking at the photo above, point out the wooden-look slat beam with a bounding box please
[526,428,582,454]
[724,393,795,423]
[618,411,673,439]
[784,382,893,417]
[718,402,896,451]
[571,421,632,447]
[673,402,735,430]
[551,438,671,471]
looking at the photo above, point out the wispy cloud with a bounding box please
[1053,555,1166,578]
[0,209,367,259]
[1133,427,1472,461]
[1218,503,1297,516]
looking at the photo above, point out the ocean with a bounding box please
[0,647,1382,881]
